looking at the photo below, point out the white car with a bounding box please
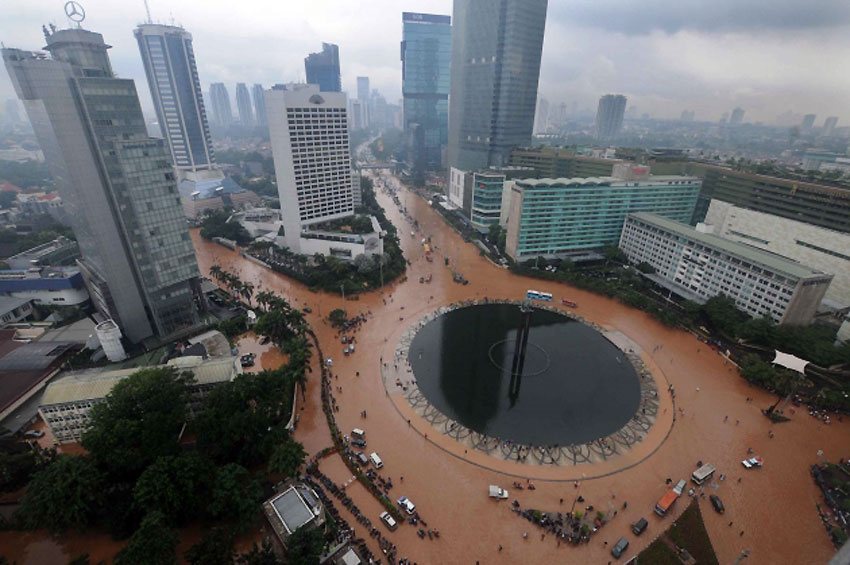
[741,456,764,468]
[379,511,398,531]
[489,485,509,499]
[397,496,416,514]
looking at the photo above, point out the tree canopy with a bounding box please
[207,463,263,532]
[113,511,178,565]
[132,453,215,525]
[15,454,103,534]
[268,440,307,478]
[82,367,192,480]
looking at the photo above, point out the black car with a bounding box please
[709,494,725,514]
[631,517,648,535]
[351,438,367,448]
[303,307,312,313]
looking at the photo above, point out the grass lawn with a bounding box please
[638,539,680,564]
[667,500,719,565]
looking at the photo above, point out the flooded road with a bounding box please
[3,167,848,564]
[186,170,850,564]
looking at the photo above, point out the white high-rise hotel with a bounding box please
[266,84,355,253]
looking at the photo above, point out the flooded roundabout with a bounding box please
[386,300,668,475]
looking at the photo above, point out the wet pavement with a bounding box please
[2,169,849,563]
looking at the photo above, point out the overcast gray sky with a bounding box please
[2,0,849,125]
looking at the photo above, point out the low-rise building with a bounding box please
[0,296,34,325]
[38,355,241,443]
[6,236,80,269]
[263,482,325,545]
[619,212,833,325]
[504,173,700,261]
[703,199,850,310]
[0,267,89,306]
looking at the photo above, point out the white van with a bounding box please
[352,428,365,439]
[369,452,383,468]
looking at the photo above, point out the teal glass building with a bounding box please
[505,176,701,260]
[401,13,451,177]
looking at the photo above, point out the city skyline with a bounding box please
[1,0,848,126]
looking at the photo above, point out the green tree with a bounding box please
[268,440,307,478]
[328,308,347,327]
[16,455,103,534]
[82,367,192,480]
[702,294,748,338]
[114,511,178,565]
[236,539,281,565]
[132,453,215,524]
[208,464,263,532]
[285,526,325,565]
[195,368,294,465]
[184,526,236,565]
[199,209,252,245]
[254,309,298,347]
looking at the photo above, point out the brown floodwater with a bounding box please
[5,170,848,564]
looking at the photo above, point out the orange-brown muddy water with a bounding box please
[3,171,848,564]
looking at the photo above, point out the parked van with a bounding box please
[352,428,365,439]
[369,452,383,468]
[356,452,369,466]
[692,463,716,485]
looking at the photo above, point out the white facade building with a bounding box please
[703,199,850,310]
[39,356,241,443]
[619,212,833,325]
[266,84,355,254]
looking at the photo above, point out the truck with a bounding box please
[654,479,686,516]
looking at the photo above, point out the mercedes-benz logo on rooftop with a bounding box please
[64,1,86,23]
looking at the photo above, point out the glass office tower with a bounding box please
[4,27,201,342]
[134,23,215,175]
[447,0,548,173]
[401,12,451,177]
[304,43,341,93]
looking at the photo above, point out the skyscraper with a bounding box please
[595,94,627,142]
[304,43,341,93]
[729,107,745,125]
[534,97,550,135]
[252,83,268,127]
[356,77,370,127]
[235,82,254,127]
[401,12,451,176]
[208,82,233,127]
[266,84,355,253]
[447,0,548,173]
[134,23,215,176]
[801,114,816,131]
[4,27,201,343]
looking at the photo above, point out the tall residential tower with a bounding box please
[208,82,233,127]
[134,23,215,176]
[447,0,548,173]
[595,94,627,142]
[401,12,451,177]
[252,83,268,127]
[235,82,254,127]
[3,27,202,343]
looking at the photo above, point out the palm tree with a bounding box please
[241,282,255,307]
[256,291,274,312]
[209,264,222,282]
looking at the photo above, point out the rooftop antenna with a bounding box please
[143,0,152,24]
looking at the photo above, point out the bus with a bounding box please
[526,290,553,302]
[691,463,716,485]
